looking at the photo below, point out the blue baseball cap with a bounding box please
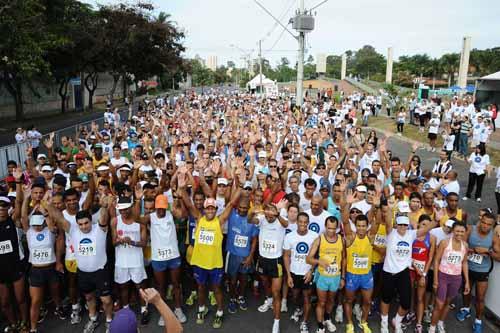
[109,308,137,333]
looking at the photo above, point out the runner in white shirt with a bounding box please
[463,146,490,202]
[111,196,149,324]
[251,200,289,333]
[304,195,333,235]
[428,113,440,152]
[45,199,113,333]
[133,194,187,325]
[380,215,436,333]
[283,212,318,333]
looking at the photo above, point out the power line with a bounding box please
[260,0,296,43]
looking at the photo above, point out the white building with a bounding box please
[206,56,218,71]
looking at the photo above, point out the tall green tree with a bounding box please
[439,53,460,87]
[352,45,386,79]
[0,0,58,120]
[326,55,341,78]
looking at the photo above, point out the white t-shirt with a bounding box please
[283,230,318,275]
[71,225,108,272]
[441,180,460,196]
[430,227,451,246]
[303,209,332,235]
[351,199,372,215]
[383,229,417,274]
[428,118,440,134]
[469,153,490,175]
[443,134,455,151]
[257,215,286,259]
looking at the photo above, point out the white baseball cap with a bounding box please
[397,201,411,213]
[396,216,410,225]
[258,151,267,158]
[217,178,229,186]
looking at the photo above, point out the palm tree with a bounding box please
[439,53,459,87]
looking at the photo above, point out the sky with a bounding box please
[82,0,500,68]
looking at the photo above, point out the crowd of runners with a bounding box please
[1,89,500,333]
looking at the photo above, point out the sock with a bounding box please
[395,313,404,325]
[282,298,287,304]
[106,318,112,323]
[141,306,147,313]
[267,296,273,303]
[324,312,331,321]
[216,310,223,316]
[475,318,482,324]
[437,320,444,327]
[461,307,470,312]
[381,315,388,324]
[72,304,80,311]
[199,305,206,312]
[318,321,324,329]
[274,319,280,325]
[90,315,98,321]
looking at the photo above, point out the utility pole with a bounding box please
[296,0,305,107]
[259,40,263,96]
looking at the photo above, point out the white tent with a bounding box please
[246,74,278,96]
[475,71,500,108]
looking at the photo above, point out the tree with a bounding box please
[351,45,386,79]
[190,59,214,86]
[214,66,230,84]
[439,53,459,87]
[0,0,58,121]
[326,55,341,79]
[46,0,94,113]
[274,57,296,82]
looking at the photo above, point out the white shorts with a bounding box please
[114,266,147,284]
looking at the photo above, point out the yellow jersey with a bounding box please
[347,235,372,275]
[317,234,343,277]
[372,224,387,264]
[439,209,463,227]
[191,216,223,269]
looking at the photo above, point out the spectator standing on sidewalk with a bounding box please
[27,125,43,159]
[396,107,406,135]
[458,115,471,158]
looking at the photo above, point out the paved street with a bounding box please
[35,135,498,333]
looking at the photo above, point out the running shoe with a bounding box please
[424,309,432,323]
[316,328,326,333]
[238,296,248,311]
[209,291,217,306]
[290,307,304,323]
[437,321,446,333]
[212,313,223,329]
[70,309,82,325]
[37,307,48,323]
[228,299,238,314]
[174,308,187,323]
[334,305,343,323]
[472,321,483,333]
[456,308,471,322]
[300,321,309,333]
[186,291,197,306]
[324,319,336,332]
[54,306,67,320]
[360,321,372,333]
[258,298,273,313]
[272,320,280,333]
[196,307,209,324]
[346,323,354,333]
[158,316,165,326]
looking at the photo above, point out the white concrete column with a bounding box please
[457,36,472,88]
[386,47,393,84]
[341,54,347,80]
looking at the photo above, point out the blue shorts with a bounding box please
[151,257,182,272]
[193,266,224,286]
[225,253,253,278]
[314,270,341,292]
[345,271,373,291]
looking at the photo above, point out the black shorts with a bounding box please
[29,265,60,287]
[291,273,313,290]
[426,269,434,293]
[0,261,24,284]
[381,268,411,311]
[469,270,489,285]
[428,133,437,140]
[77,268,112,297]
[257,256,284,279]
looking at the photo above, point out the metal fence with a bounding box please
[0,109,130,179]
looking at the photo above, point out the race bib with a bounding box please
[374,234,386,246]
[0,240,13,255]
[78,243,96,256]
[262,239,277,255]
[234,235,248,248]
[32,248,52,262]
[198,230,215,245]
[446,252,462,265]
[326,263,338,275]
[157,247,176,261]
[468,253,483,265]
[294,253,307,264]
[353,256,369,269]
[413,259,426,272]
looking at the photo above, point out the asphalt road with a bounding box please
[33,135,499,333]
